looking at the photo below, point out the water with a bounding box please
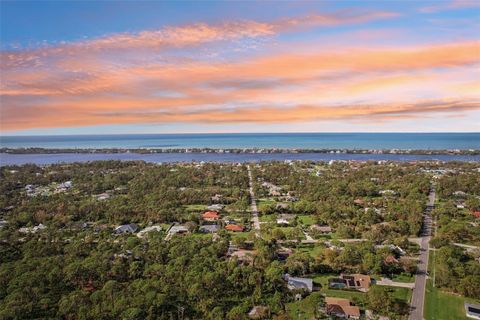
[1,152,480,166]
[1,133,479,150]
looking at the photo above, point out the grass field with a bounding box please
[391,272,415,283]
[184,204,206,212]
[297,215,315,226]
[424,251,480,320]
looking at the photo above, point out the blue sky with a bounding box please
[1,0,479,135]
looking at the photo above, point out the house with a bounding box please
[384,255,399,264]
[207,204,224,211]
[58,181,72,190]
[211,194,223,202]
[379,189,396,196]
[472,211,480,219]
[168,225,189,235]
[325,297,360,319]
[114,224,138,234]
[353,199,365,206]
[0,220,7,229]
[310,224,332,234]
[95,192,110,201]
[230,249,256,264]
[276,214,295,225]
[248,306,268,319]
[202,211,220,221]
[18,223,46,234]
[137,225,162,238]
[328,274,371,292]
[276,247,293,261]
[465,302,480,319]
[199,224,219,233]
[284,274,313,292]
[225,224,244,232]
[453,191,467,197]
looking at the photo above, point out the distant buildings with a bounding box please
[18,223,46,234]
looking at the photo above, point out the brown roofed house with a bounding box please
[328,274,371,292]
[325,297,360,319]
[202,211,220,221]
[225,224,244,232]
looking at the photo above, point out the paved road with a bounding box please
[247,165,261,237]
[409,186,435,320]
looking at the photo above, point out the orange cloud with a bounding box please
[2,98,479,131]
[1,9,479,132]
[0,9,398,70]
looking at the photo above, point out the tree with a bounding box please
[366,286,394,315]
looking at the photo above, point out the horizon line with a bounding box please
[1,131,480,138]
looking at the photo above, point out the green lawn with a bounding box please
[424,279,474,320]
[184,204,207,212]
[297,215,315,226]
[296,244,325,258]
[424,251,480,320]
[391,272,415,283]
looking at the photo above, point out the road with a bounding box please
[409,185,435,320]
[247,165,261,237]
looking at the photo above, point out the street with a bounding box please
[409,186,435,320]
[247,165,261,237]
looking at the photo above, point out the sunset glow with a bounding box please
[1,1,479,134]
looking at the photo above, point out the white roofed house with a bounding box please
[137,225,162,238]
[114,223,139,234]
[284,274,313,293]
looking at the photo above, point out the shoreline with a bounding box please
[1,147,479,155]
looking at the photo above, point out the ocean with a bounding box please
[1,133,479,165]
[1,132,479,150]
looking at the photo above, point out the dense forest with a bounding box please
[1,160,479,319]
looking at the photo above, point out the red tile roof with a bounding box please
[225,224,244,232]
[202,211,220,220]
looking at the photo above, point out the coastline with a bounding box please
[2,147,479,155]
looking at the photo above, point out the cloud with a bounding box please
[1,9,398,69]
[2,98,479,131]
[419,0,480,13]
[1,9,479,132]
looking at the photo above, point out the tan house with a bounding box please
[325,297,360,319]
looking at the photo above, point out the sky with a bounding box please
[0,0,479,135]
